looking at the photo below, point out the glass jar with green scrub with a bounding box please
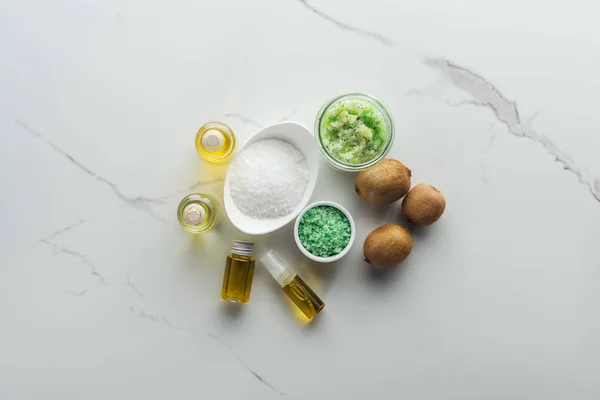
[315,93,395,171]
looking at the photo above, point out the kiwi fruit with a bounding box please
[402,183,446,226]
[355,159,411,206]
[363,224,413,269]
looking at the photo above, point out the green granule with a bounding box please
[298,206,351,258]
[320,98,387,164]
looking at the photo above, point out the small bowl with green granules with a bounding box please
[315,93,395,172]
[294,201,355,262]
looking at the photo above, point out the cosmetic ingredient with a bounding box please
[229,138,309,219]
[298,205,351,258]
[363,224,413,269]
[195,121,236,162]
[402,183,446,226]
[355,158,412,205]
[221,240,255,303]
[261,250,324,320]
[177,193,219,233]
[320,98,387,164]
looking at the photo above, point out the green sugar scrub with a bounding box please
[298,206,352,258]
[320,98,387,164]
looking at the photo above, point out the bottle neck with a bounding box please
[230,253,254,261]
[260,251,295,287]
[275,271,295,287]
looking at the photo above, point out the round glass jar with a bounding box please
[195,122,236,163]
[314,93,395,171]
[177,193,219,233]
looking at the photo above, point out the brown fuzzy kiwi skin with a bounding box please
[402,183,446,226]
[355,159,412,206]
[363,224,413,269]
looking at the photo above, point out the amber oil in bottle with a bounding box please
[177,193,219,233]
[195,122,236,163]
[260,250,324,320]
[221,240,255,303]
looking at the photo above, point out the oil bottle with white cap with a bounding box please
[177,193,219,233]
[261,250,325,320]
[195,121,236,162]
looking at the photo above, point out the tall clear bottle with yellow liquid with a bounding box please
[261,250,324,320]
[221,240,255,303]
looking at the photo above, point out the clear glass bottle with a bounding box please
[195,121,236,163]
[260,250,325,320]
[221,240,255,303]
[177,193,219,233]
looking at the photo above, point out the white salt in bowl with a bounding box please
[223,121,319,235]
[294,201,356,263]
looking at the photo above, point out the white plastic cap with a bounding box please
[183,203,206,225]
[201,129,225,152]
[260,250,295,287]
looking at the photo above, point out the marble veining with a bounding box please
[278,109,298,122]
[127,305,290,397]
[224,113,264,129]
[296,0,396,46]
[16,120,169,221]
[296,0,599,204]
[236,358,291,398]
[3,1,600,398]
[424,58,600,203]
[39,239,108,284]
[125,274,145,298]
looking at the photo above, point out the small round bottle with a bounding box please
[177,193,219,233]
[195,122,236,162]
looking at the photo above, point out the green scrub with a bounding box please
[320,98,387,164]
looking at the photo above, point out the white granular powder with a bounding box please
[229,138,309,219]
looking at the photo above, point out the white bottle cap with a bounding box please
[260,250,295,287]
[201,130,225,152]
[183,203,206,225]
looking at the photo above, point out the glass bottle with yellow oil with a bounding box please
[221,240,255,303]
[177,193,219,233]
[195,121,236,162]
[260,250,324,320]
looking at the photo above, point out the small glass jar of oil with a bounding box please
[195,122,236,162]
[177,193,219,233]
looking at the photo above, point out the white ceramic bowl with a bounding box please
[293,201,356,263]
[224,121,319,235]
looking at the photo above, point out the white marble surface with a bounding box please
[2,0,600,398]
